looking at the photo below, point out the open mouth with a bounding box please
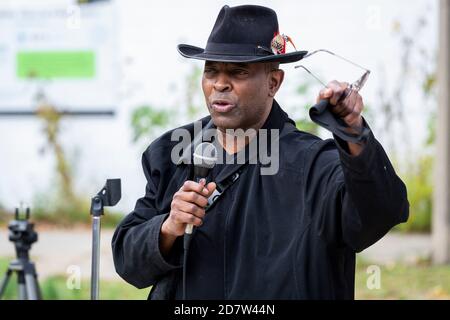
[211,100,236,113]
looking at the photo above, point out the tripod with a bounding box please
[0,207,41,300]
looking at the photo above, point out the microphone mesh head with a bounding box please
[193,142,217,169]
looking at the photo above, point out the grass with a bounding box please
[355,258,450,299]
[1,257,449,300]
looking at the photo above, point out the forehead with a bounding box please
[204,61,258,68]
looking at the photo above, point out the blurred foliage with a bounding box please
[36,100,76,203]
[130,105,171,143]
[292,81,319,135]
[0,204,7,226]
[24,93,124,228]
[423,72,437,96]
[395,155,433,233]
[376,12,437,153]
[130,65,203,145]
[374,7,437,233]
[185,65,204,118]
[426,111,436,147]
[396,104,436,232]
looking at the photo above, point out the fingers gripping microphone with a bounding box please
[185,142,218,235]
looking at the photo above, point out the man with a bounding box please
[112,5,409,299]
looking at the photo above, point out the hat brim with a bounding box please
[178,44,308,64]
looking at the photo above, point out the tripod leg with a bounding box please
[24,273,39,300]
[0,269,12,299]
[24,262,40,300]
[18,272,27,300]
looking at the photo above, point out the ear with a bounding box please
[268,69,284,97]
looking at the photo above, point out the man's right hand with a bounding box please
[162,179,217,238]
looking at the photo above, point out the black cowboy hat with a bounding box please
[177,5,308,64]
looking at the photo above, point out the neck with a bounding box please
[216,128,255,154]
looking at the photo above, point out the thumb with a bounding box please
[322,88,332,98]
[206,182,217,196]
[317,87,332,103]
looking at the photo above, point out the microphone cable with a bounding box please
[182,233,192,300]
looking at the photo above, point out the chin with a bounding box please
[211,114,243,130]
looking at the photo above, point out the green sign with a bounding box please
[16,51,96,79]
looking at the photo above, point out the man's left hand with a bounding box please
[316,80,366,155]
[317,80,364,132]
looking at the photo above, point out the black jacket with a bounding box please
[111,101,409,299]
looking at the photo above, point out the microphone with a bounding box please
[185,142,218,235]
[182,142,217,300]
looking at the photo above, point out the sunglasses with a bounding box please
[295,49,371,98]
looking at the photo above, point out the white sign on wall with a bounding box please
[0,0,118,111]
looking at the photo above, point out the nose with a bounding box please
[214,73,231,92]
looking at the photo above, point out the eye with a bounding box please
[204,68,217,74]
[232,68,249,76]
